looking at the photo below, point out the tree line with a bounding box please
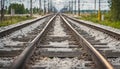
[0,2,41,21]
[8,3,26,14]
[8,3,40,14]
[109,0,120,21]
[0,2,40,15]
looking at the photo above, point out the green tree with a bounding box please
[33,7,39,14]
[110,0,120,21]
[25,8,29,13]
[8,3,26,14]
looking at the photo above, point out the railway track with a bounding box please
[0,14,54,69]
[0,14,53,38]
[62,14,120,40]
[62,14,120,69]
[9,14,114,69]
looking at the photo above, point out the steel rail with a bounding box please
[60,14,114,69]
[10,14,57,69]
[62,14,120,40]
[0,14,54,38]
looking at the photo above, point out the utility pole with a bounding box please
[72,0,73,14]
[70,1,72,14]
[78,0,80,16]
[99,0,101,10]
[44,0,46,14]
[74,0,76,15]
[1,0,2,21]
[50,0,52,12]
[1,0,5,21]
[39,0,41,15]
[50,0,52,13]
[98,0,101,21]
[48,0,49,13]
[94,0,96,13]
[30,0,33,17]
[69,1,70,13]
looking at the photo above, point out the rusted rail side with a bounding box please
[60,14,114,69]
[10,14,57,69]
[63,14,120,40]
[0,14,54,38]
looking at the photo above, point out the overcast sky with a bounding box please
[4,0,109,11]
[54,0,109,11]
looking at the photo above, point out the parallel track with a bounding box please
[0,14,53,38]
[10,14,114,69]
[62,14,120,40]
[62,14,120,69]
[0,14,54,69]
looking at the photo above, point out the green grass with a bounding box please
[76,13,120,29]
[0,16,35,27]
